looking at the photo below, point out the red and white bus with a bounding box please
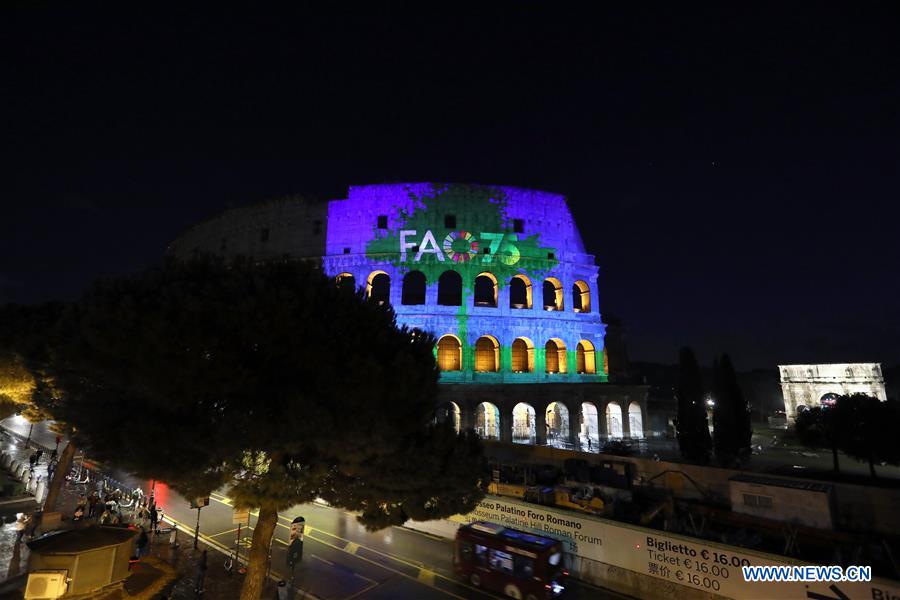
[454,521,568,599]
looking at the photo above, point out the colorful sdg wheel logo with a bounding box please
[443,231,479,262]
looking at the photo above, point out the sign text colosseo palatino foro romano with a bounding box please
[463,496,900,600]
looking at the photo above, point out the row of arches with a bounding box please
[449,400,644,448]
[336,271,592,313]
[436,335,598,374]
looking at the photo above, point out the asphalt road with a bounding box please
[1,416,627,600]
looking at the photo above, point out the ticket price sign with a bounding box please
[465,496,900,600]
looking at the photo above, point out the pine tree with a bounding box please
[675,347,711,462]
[49,257,487,600]
[794,405,842,473]
[712,354,751,464]
[835,394,900,479]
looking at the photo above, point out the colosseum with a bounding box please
[169,182,650,451]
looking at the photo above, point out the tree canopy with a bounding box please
[794,393,900,477]
[49,257,487,600]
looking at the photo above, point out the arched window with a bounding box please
[606,402,623,438]
[581,402,600,451]
[820,392,840,407]
[437,402,461,434]
[474,336,500,372]
[436,335,462,371]
[628,402,644,439]
[474,273,498,307]
[437,271,462,306]
[545,339,567,374]
[336,273,355,293]
[475,402,500,440]
[511,338,534,373]
[401,271,426,305]
[576,340,596,374]
[509,275,532,309]
[512,403,536,444]
[546,402,570,449]
[543,278,563,311]
[366,271,390,305]
[572,280,590,313]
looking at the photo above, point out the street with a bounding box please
[1,416,626,599]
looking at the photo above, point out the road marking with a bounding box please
[341,579,380,600]
[278,520,466,599]
[205,494,488,599]
[209,527,240,538]
[344,542,360,555]
[307,526,425,569]
[311,554,334,567]
[418,568,435,586]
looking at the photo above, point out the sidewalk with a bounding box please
[0,428,286,600]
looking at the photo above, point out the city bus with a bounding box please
[454,521,568,599]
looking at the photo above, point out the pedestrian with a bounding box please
[149,505,158,533]
[14,513,28,545]
[29,452,38,470]
[27,512,40,539]
[587,437,593,451]
[136,528,149,558]
[88,492,99,518]
[195,550,208,595]
[136,505,149,530]
[34,449,43,463]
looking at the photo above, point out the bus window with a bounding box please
[514,555,535,578]
[489,549,514,575]
[459,542,473,562]
[475,544,488,566]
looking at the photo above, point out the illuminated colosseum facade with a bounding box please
[169,183,649,450]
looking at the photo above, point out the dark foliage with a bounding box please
[712,354,752,463]
[51,256,487,519]
[675,347,711,462]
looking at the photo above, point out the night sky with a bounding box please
[3,4,899,370]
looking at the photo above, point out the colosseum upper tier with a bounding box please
[169,182,607,385]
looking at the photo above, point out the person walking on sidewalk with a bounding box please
[149,505,159,533]
[136,528,149,558]
[88,492,99,519]
[194,549,208,596]
[135,504,149,530]
[14,513,28,545]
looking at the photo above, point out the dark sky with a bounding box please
[3,4,899,370]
